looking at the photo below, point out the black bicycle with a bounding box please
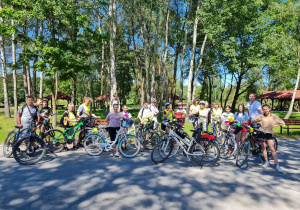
[236,125,278,168]
[12,125,47,165]
[136,120,160,151]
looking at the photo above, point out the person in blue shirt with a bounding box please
[234,104,249,152]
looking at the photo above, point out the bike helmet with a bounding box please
[151,98,157,103]
[199,100,206,104]
[178,102,183,106]
[165,102,171,107]
[42,98,48,102]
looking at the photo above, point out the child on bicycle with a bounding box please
[63,103,80,150]
[234,104,249,153]
[162,102,174,133]
[220,105,234,131]
[122,105,133,134]
[211,101,222,135]
[175,102,186,128]
[39,99,52,137]
[138,101,154,128]
[199,101,209,131]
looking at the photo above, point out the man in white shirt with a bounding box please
[247,94,263,127]
[138,102,154,127]
[149,98,159,129]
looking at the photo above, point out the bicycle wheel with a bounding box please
[43,129,65,153]
[136,130,145,152]
[143,130,160,150]
[13,136,47,165]
[168,137,180,158]
[218,134,237,159]
[83,133,105,156]
[266,137,278,157]
[236,139,250,168]
[118,135,140,158]
[151,139,173,164]
[191,140,220,166]
[3,130,17,158]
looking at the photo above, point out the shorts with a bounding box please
[66,127,75,137]
[264,133,273,140]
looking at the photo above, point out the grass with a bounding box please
[1,108,300,144]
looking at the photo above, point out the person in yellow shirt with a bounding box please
[63,104,80,150]
[77,97,97,118]
[198,101,209,131]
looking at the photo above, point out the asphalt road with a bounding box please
[0,139,299,210]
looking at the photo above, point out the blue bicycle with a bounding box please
[3,127,29,157]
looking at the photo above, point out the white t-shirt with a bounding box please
[221,112,234,127]
[138,108,153,123]
[211,108,222,121]
[247,101,262,120]
[199,108,208,121]
[122,111,132,119]
[148,104,159,122]
[190,104,200,114]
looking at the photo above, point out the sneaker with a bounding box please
[114,152,120,157]
[76,143,83,148]
[72,146,77,151]
[276,165,283,173]
[262,162,270,168]
[109,152,114,157]
[64,147,69,151]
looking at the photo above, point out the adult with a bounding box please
[138,101,154,127]
[110,93,120,112]
[39,98,52,136]
[189,98,200,116]
[198,101,209,131]
[17,96,40,132]
[148,98,159,129]
[252,104,285,173]
[247,94,263,127]
[105,104,124,157]
[77,97,97,118]
[234,104,249,152]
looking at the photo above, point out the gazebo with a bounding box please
[164,94,186,101]
[257,90,300,112]
[45,92,72,109]
[95,94,110,109]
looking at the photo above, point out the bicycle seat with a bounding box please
[15,126,21,129]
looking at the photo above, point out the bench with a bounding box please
[280,119,300,135]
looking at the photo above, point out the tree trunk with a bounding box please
[89,76,95,111]
[0,0,11,118]
[32,19,39,99]
[71,73,77,105]
[171,43,180,107]
[51,73,58,128]
[284,49,300,119]
[220,73,226,107]
[224,74,234,107]
[150,11,160,99]
[179,3,191,101]
[208,76,212,105]
[26,64,31,95]
[192,34,208,100]
[12,17,18,123]
[231,72,244,112]
[186,0,200,115]
[109,0,117,100]
[39,22,44,98]
[200,71,208,100]
[98,15,105,97]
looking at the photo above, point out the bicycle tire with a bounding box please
[136,131,145,152]
[118,135,140,158]
[218,134,237,159]
[83,133,105,156]
[142,129,160,150]
[236,139,250,168]
[43,129,65,153]
[191,139,220,166]
[3,130,17,158]
[13,136,47,165]
[151,139,173,164]
[168,137,180,158]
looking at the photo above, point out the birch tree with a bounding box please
[109,0,117,100]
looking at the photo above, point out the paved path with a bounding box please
[0,139,299,210]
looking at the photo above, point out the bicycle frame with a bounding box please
[51,121,84,143]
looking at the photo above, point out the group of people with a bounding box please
[187,94,284,173]
[16,93,285,172]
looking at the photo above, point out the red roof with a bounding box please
[257,90,300,100]
[45,92,72,100]
[95,95,110,101]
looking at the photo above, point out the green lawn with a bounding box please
[1,109,300,144]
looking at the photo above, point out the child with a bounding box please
[175,102,186,128]
[122,105,133,134]
[39,99,52,136]
[162,102,174,133]
[63,104,79,151]
[199,101,209,131]
[221,105,234,131]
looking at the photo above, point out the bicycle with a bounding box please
[236,124,278,168]
[136,119,160,150]
[3,113,56,158]
[42,117,92,153]
[151,122,220,166]
[83,118,140,157]
[216,121,238,159]
[211,116,222,137]
[12,125,47,165]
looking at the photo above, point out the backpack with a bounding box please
[20,104,39,121]
[60,110,76,126]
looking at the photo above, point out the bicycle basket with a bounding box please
[175,112,184,119]
[122,119,134,128]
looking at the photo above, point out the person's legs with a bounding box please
[267,139,279,166]
[115,127,120,155]
[235,132,241,151]
[261,142,269,163]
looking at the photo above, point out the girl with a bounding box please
[105,104,124,157]
[199,101,209,131]
[221,105,234,131]
[234,104,249,152]
[189,98,200,116]
[175,102,187,127]
[63,104,79,150]
[252,104,285,172]
[122,105,132,119]
[211,102,223,135]
[110,93,120,113]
